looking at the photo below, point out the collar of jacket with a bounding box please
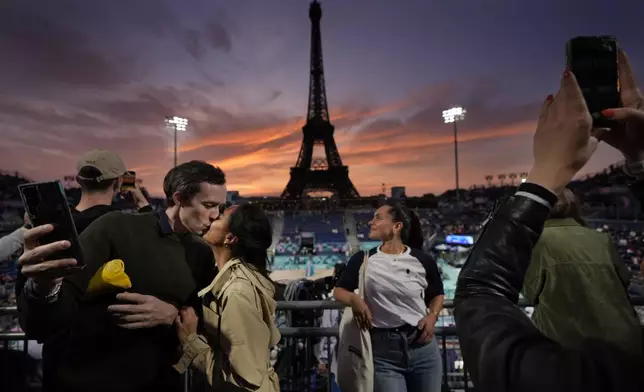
[197,258,274,300]
[544,218,580,228]
[157,209,174,235]
[198,258,242,298]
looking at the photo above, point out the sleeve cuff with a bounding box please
[137,205,153,213]
[173,333,210,374]
[23,279,62,304]
[515,182,558,208]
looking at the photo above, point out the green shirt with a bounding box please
[524,218,641,355]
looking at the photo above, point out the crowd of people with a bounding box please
[1,48,644,392]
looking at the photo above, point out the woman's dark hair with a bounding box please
[383,201,424,249]
[163,160,226,206]
[227,203,274,277]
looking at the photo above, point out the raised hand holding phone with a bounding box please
[528,69,597,192]
[18,181,84,294]
[597,50,644,161]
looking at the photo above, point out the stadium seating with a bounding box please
[273,211,348,270]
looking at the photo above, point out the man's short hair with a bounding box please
[77,167,119,193]
[76,150,126,194]
[163,161,226,206]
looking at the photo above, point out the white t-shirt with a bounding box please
[336,246,444,328]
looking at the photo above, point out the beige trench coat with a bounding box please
[174,259,281,392]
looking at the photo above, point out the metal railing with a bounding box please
[1,298,643,392]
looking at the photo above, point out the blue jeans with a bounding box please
[371,326,443,392]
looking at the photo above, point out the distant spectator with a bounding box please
[0,227,26,261]
[523,188,641,354]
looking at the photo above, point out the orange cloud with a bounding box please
[177,84,441,155]
[184,117,537,197]
[178,118,305,153]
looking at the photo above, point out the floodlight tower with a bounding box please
[442,107,466,202]
[165,116,188,167]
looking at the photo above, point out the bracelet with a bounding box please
[428,309,440,318]
[28,279,62,301]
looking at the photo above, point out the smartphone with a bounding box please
[18,180,84,266]
[121,171,136,193]
[566,36,621,128]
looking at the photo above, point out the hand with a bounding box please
[416,313,437,344]
[599,50,644,161]
[528,69,597,192]
[19,225,78,293]
[175,307,199,345]
[107,292,178,329]
[126,184,150,209]
[317,363,329,374]
[350,295,373,330]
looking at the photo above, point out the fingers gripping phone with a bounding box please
[19,180,84,266]
[566,36,621,128]
[120,171,136,193]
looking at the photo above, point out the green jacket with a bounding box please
[524,218,641,355]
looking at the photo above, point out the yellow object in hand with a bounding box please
[87,259,132,294]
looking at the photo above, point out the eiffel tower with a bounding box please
[281,0,360,200]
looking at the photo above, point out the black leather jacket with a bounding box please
[454,183,644,392]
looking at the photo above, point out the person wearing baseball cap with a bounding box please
[73,149,151,233]
[76,149,127,183]
[14,149,153,392]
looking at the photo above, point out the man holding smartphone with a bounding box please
[17,160,225,392]
[15,149,155,391]
[16,149,153,295]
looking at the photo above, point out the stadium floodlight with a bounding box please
[442,107,466,124]
[165,116,189,167]
[442,107,466,202]
[166,116,188,132]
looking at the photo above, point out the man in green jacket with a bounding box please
[523,188,641,355]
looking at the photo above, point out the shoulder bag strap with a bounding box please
[358,251,369,300]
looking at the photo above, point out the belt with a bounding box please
[371,324,417,334]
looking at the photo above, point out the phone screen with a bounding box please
[566,36,620,127]
[121,171,136,193]
[19,181,84,266]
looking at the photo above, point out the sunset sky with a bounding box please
[1,0,643,197]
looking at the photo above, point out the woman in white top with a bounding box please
[334,202,444,392]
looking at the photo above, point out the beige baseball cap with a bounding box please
[76,149,127,181]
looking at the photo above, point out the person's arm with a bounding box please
[0,227,25,260]
[454,184,640,391]
[332,250,363,306]
[17,213,116,340]
[419,252,444,318]
[174,282,275,390]
[129,185,151,211]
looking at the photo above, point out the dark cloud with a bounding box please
[267,90,283,103]
[177,15,233,61]
[183,29,207,60]
[0,3,130,88]
[0,99,107,129]
[406,80,542,137]
[204,19,233,53]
